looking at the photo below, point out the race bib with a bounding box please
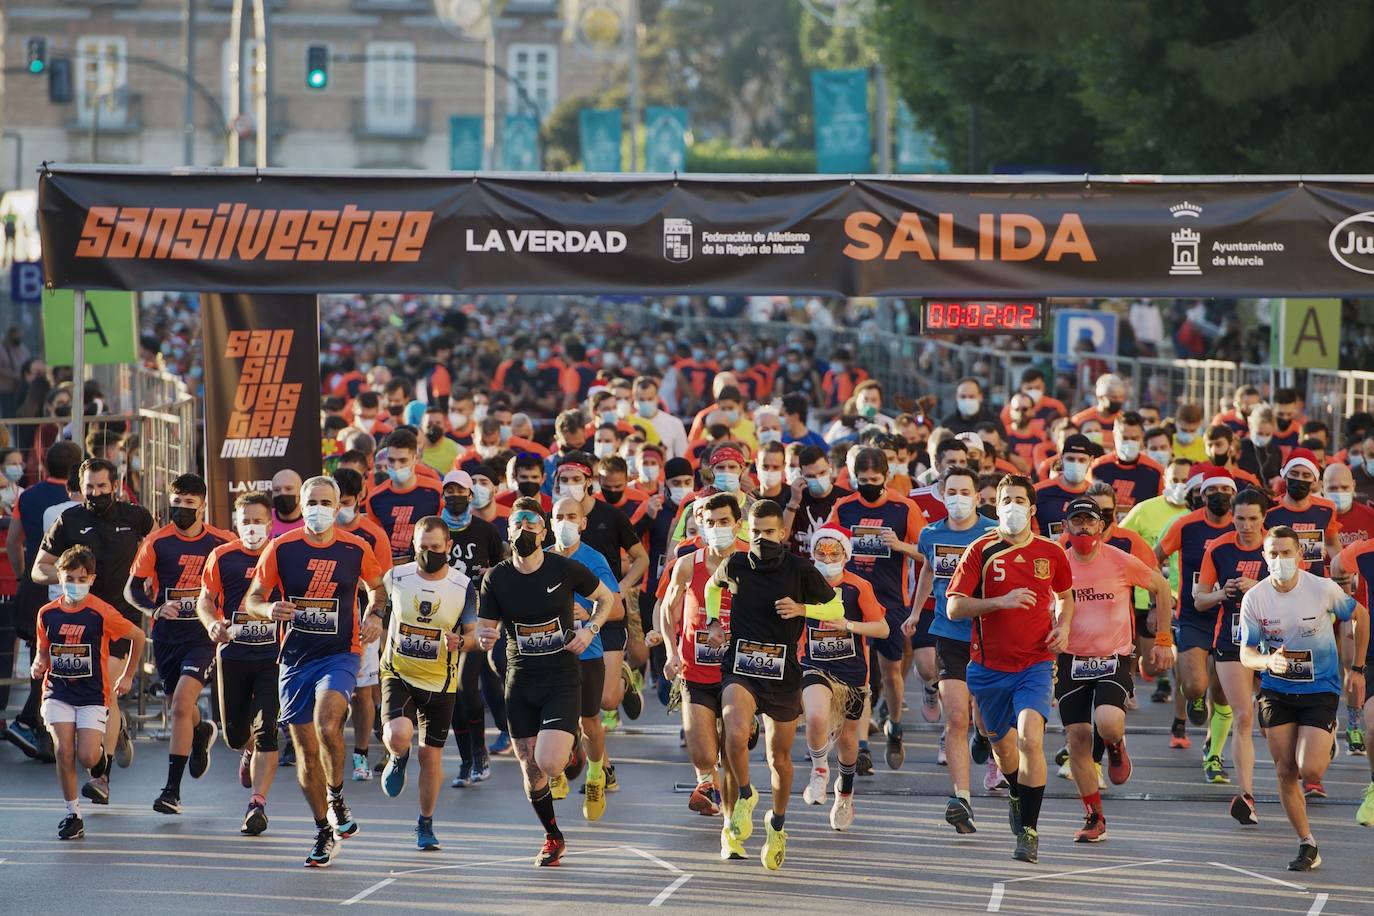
[1276,648,1314,682]
[397,622,441,661]
[1230,613,1241,647]
[807,624,856,661]
[1048,520,1065,538]
[693,629,726,666]
[932,543,964,580]
[1070,655,1118,680]
[165,587,200,621]
[514,618,567,656]
[290,596,341,635]
[732,639,786,681]
[851,526,892,559]
[231,611,276,646]
[50,643,93,679]
[1294,529,1324,564]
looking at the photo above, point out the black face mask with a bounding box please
[1105,400,1124,414]
[273,494,298,517]
[1208,452,1229,466]
[857,483,885,502]
[1206,492,1232,516]
[977,503,998,520]
[749,538,786,567]
[85,493,114,516]
[169,507,198,531]
[425,424,445,442]
[386,404,404,417]
[1285,476,1312,500]
[53,403,71,418]
[417,549,448,574]
[513,529,539,557]
[516,480,542,498]
[444,495,470,517]
[601,488,623,505]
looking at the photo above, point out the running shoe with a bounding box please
[831,784,856,832]
[1230,793,1259,826]
[153,787,181,815]
[329,798,359,838]
[1013,827,1038,863]
[803,767,829,806]
[602,709,620,733]
[884,721,905,770]
[873,698,889,733]
[604,764,619,792]
[970,730,992,764]
[856,745,874,776]
[720,825,745,860]
[1204,756,1230,784]
[1106,739,1132,785]
[761,822,788,871]
[189,721,217,779]
[451,760,472,788]
[279,736,296,768]
[304,827,338,868]
[729,788,758,841]
[1169,719,1191,749]
[985,758,1009,792]
[564,744,586,782]
[1151,677,1172,703]
[536,835,565,867]
[82,776,109,805]
[1054,744,1070,766]
[383,752,409,798]
[549,773,569,800]
[1125,693,1139,711]
[921,686,941,723]
[1357,783,1374,826]
[1303,780,1326,799]
[351,752,372,782]
[1056,758,1072,780]
[1287,843,1321,872]
[679,728,687,748]
[1348,725,1367,756]
[583,770,607,821]
[621,663,644,720]
[471,749,491,783]
[238,748,253,788]
[937,733,947,766]
[1187,697,1208,726]
[415,817,440,851]
[1074,811,1107,843]
[241,801,268,835]
[489,731,512,755]
[1007,794,1023,836]
[689,781,720,816]
[115,719,134,768]
[1096,762,1107,789]
[3,720,39,758]
[58,813,85,841]
[944,796,976,835]
[748,715,761,751]
[373,751,389,775]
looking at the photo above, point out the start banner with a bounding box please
[201,293,322,528]
[36,168,1374,297]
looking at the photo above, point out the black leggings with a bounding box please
[451,650,507,763]
[217,656,280,753]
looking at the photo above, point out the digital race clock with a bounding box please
[920,300,1045,335]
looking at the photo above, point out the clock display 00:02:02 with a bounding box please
[921,300,1044,334]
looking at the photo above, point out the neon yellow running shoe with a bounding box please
[720,825,745,861]
[549,772,569,801]
[1357,782,1374,827]
[728,789,758,841]
[760,821,787,871]
[582,772,606,822]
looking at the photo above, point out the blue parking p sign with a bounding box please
[1054,309,1118,371]
[9,262,43,304]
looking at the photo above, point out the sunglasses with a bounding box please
[510,510,544,527]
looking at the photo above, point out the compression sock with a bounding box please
[738,783,754,799]
[1081,790,1102,815]
[530,785,562,840]
[838,761,856,795]
[770,812,785,830]
[587,758,604,782]
[1208,704,1234,758]
[467,717,485,761]
[1092,728,1105,763]
[167,754,188,793]
[1004,768,1020,799]
[89,753,109,779]
[1020,783,1045,830]
[65,798,81,816]
[808,741,828,772]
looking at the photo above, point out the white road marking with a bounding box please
[341,877,394,906]
[986,883,1004,912]
[649,874,691,908]
[625,846,684,876]
[389,846,624,877]
[1002,857,1173,885]
[1206,861,1306,891]
[1307,892,1329,915]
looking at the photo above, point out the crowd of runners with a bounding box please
[4,317,1374,877]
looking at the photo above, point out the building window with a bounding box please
[365,41,416,130]
[76,36,128,126]
[221,38,266,121]
[507,43,556,120]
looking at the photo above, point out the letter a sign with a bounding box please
[1273,298,1341,369]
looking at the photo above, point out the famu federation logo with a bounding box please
[663,218,692,263]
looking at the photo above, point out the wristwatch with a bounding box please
[844,620,853,634]
[588,622,601,636]
[1353,665,1367,675]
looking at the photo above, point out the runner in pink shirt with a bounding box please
[1058,497,1173,843]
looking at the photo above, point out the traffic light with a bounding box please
[49,58,72,103]
[306,44,329,90]
[26,37,46,75]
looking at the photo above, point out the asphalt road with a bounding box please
[1,680,1371,914]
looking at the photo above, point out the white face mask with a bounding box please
[1147,449,1172,468]
[471,483,493,509]
[944,494,976,521]
[1176,429,1197,444]
[237,521,269,550]
[704,526,736,550]
[593,442,615,459]
[303,504,335,534]
[758,428,782,445]
[449,411,469,429]
[554,520,580,549]
[614,400,632,419]
[669,485,692,504]
[560,482,586,502]
[758,469,783,490]
[1025,388,1044,405]
[335,506,357,526]
[1250,433,1272,448]
[472,403,488,422]
[1164,482,1189,505]
[815,560,845,580]
[1116,440,1141,462]
[957,396,981,417]
[713,471,741,493]
[1061,460,1088,484]
[1266,555,1298,583]
[1330,491,1354,513]
[641,464,661,482]
[785,466,802,486]
[997,502,1030,536]
[61,581,91,603]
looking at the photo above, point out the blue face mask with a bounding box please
[442,507,472,529]
[62,581,90,603]
[806,476,831,497]
[1353,454,1366,471]
[387,465,414,486]
[523,358,539,373]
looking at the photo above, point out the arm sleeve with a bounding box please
[705,579,724,621]
[1198,547,1219,590]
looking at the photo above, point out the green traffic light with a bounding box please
[29,60,44,74]
[308,70,326,89]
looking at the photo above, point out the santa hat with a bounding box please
[811,524,853,559]
[1282,448,1320,480]
[1192,463,1237,492]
